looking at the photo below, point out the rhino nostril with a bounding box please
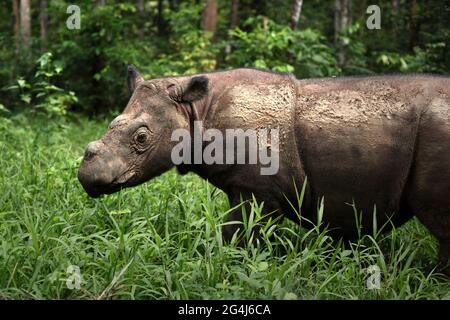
[84,150,95,161]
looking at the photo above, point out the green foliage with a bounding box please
[5,52,77,117]
[0,0,448,114]
[227,17,339,77]
[146,1,219,77]
[376,42,449,74]
[336,22,373,75]
[0,103,10,115]
[49,1,154,113]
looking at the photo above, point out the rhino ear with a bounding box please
[182,76,209,102]
[127,64,144,93]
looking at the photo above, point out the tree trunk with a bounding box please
[93,0,106,114]
[225,0,239,55]
[13,0,20,51]
[230,0,239,30]
[40,0,48,52]
[202,0,218,33]
[409,0,421,51]
[334,0,350,67]
[20,0,31,47]
[156,0,166,36]
[168,0,177,10]
[335,0,350,39]
[289,0,303,30]
[392,0,399,15]
[348,0,352,26]
[252,0,266,17]
[137,0,145,39]
[391,0,399,38]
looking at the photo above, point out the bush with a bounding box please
[376,41,449,74]
[5,52,77,117]
[226,16,340,78]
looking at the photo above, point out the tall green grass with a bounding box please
[0,114,449,299]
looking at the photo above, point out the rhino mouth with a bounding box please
[81,170,138,198]
[86,184,122,198]
[112,170,137,186]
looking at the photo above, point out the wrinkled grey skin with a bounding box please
[78,66,450,275]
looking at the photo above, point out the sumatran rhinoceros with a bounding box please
[78,66,450,274]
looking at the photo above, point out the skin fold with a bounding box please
[78,66,450,275]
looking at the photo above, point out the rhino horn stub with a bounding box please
[108,114,128,129]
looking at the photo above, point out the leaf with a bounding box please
[400,58,408,71]
[341,250,352,258]
[20,94,31,104]
[110,209,131,215]
[379,54,390,65]
[4,85,19,91]
[17,79,27,88]
[0,104,10,113]
[257,261,268,272]
[284,292,298,300]
[236,272,263,288]
[253,59,267,69]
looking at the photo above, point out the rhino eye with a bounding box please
[133,127,150,148]
[136,132,148,144]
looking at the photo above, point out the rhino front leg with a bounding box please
[222,192,281,245]
[221,196,250,245]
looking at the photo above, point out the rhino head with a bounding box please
[77,65,208,197]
